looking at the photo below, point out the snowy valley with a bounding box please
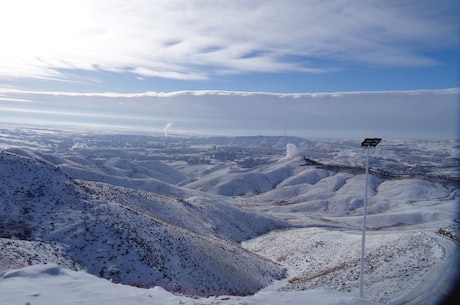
[0,127,459,305]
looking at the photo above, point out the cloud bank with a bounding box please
[0,0,459,82]
[0,88,458,140]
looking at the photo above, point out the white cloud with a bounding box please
[1,86,459,98]
[0,87,458,139]
[0,0,458,81]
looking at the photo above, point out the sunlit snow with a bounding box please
[0,128,458,305]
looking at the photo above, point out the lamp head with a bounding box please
[361,138,381,147]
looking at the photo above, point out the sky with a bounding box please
[0,0,459,138]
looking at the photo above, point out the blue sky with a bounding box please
[0,1,459,139]
[0,0,458,93]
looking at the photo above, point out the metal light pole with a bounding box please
[359,138,381,298]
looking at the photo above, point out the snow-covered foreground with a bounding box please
[0,264,380,305]
[1,232,458,305]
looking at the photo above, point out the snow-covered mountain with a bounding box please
[0,148,286,296]
[0,128,459,304]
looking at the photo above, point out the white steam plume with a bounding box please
[163,122,172,139]
[279,143,298,162]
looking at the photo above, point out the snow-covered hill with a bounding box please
[182,160,296,196]
[0,148,286,296]
[0,263,381,305]
[243,228,448,304]
[0,129,459,304]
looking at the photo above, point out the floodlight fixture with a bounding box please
[359,137,381,298]
[361,138,381,148]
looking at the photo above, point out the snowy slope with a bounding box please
[0,264,381,305]
[58,156,187,186]
[181,152,458,232]
[217,158,459,230]
[0,238,79,271]
[53,152,189,196]
[242,228,447,304]
[76,180,287,242]
[0,149,285,296]
[1,130,459,304]
[182,158,298,196]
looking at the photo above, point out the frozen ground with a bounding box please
[243,228,458,304]
[0,128,459,304]
[0,263,382,305]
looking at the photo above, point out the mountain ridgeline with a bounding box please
[1,132,458,301]
[0,148,287,296]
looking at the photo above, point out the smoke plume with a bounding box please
[163,122,172,139]
[279,143,298,161]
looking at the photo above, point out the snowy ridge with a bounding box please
[183,161,296,196]
[0,130,459,304]
[76,180,287,242]
[0,148,285,296]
